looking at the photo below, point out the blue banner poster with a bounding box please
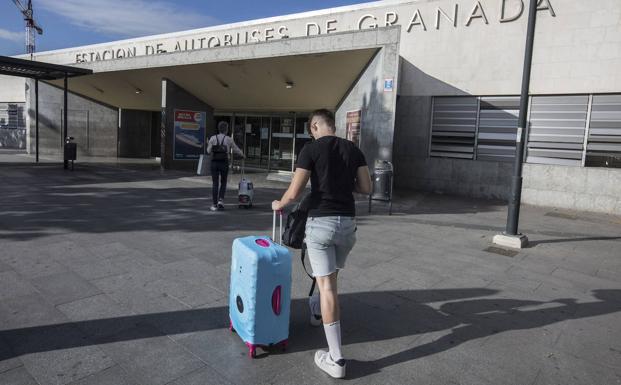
[173,109,206,160]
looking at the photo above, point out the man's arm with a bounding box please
[206,136,213,154]
[354,165,372,195]
[272,168,311,211]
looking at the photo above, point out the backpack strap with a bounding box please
[300,244,316,297]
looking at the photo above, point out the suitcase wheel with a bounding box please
[245,342,257,358]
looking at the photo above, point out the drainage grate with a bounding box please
[484,246,519,258]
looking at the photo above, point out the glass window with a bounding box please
[271,116,295,171]
[429,97,477,159]
[585,94,621,169]
[295,116,312,168]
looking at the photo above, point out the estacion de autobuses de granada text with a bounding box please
[74,0,556,64]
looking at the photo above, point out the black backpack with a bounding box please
[282,193,312,250]
[282,193,316,296]
[211,135,228,161]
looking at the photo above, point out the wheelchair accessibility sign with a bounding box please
[384,78,394,92]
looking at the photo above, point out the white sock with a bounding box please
[323,321,343,361]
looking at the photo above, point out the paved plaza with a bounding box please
[1,153,620,385]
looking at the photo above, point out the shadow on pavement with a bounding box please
[1,164,502,241]
[1,288,620,380]
[528,236,621,247]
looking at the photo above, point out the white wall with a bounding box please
[24,0,621,97]
[523,164,621,215]
[0,76,25,102]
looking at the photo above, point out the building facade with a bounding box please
[1,0,620,214]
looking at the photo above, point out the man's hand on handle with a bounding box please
[272,200,283,212]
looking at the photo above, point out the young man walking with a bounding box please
[207,121,244,211]
[272,109,371,379]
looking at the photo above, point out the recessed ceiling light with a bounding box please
[135,87,142,94]
[285,81,294,89]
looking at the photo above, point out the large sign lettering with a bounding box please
[75,0,556,63]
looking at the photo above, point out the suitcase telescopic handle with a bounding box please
[272,210,283,244]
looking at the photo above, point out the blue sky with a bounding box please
[0,0,376,56]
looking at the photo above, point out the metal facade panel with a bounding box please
[430,97,477,160]
[476,96,519,162]
[429,93,620,168]
[526,95,588,165]
[587,94,621,159]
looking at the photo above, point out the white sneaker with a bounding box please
[210,205,218,211]
[314,350,346,379]
[309,294,322,327]
[217,200,225,210]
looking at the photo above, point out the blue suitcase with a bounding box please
[229,212,292,357]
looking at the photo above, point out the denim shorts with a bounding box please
[305,216,356,277]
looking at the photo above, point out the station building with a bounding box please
[1,0,620,214]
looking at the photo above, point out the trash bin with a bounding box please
[369,160,393,215]
[64,137,76,170]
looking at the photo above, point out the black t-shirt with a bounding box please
[296,136,367,217]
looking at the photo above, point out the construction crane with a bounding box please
[11,0,43,59]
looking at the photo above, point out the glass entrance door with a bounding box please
[271,116,295,172]
[215,112,311,174]
[294,116,312,168]
[243,116,270,168]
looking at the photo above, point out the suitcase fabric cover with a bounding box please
[229,235,292,353]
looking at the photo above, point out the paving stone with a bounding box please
[0,259,12,272]
[166,365,234,385]
[143,300,228,341]
[157,258,229,296]
[43,240,96,265]
[0,335,23,374]
[1,161,620,385]
[177,327,295,385]
[0,271,38,301]
[551,267,621,292]
[3,253,70,279]
[0,366,38,385]
[6,323,115,385]
[30,271,103,306]
[56,294,135,339]
[86,242,137,259]
[0,293,68,331]
[532,351,621,385]
[554,327,621,370]
[68,365,137,385]
[70,252,160,281]
[95,324,205,385]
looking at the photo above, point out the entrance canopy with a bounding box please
[42,28,397,112]
[0,55,92,80]
[36,28,400,171]
[47,49,378,112]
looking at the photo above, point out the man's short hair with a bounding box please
[309,109,335,131]
[217,121,229,134]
